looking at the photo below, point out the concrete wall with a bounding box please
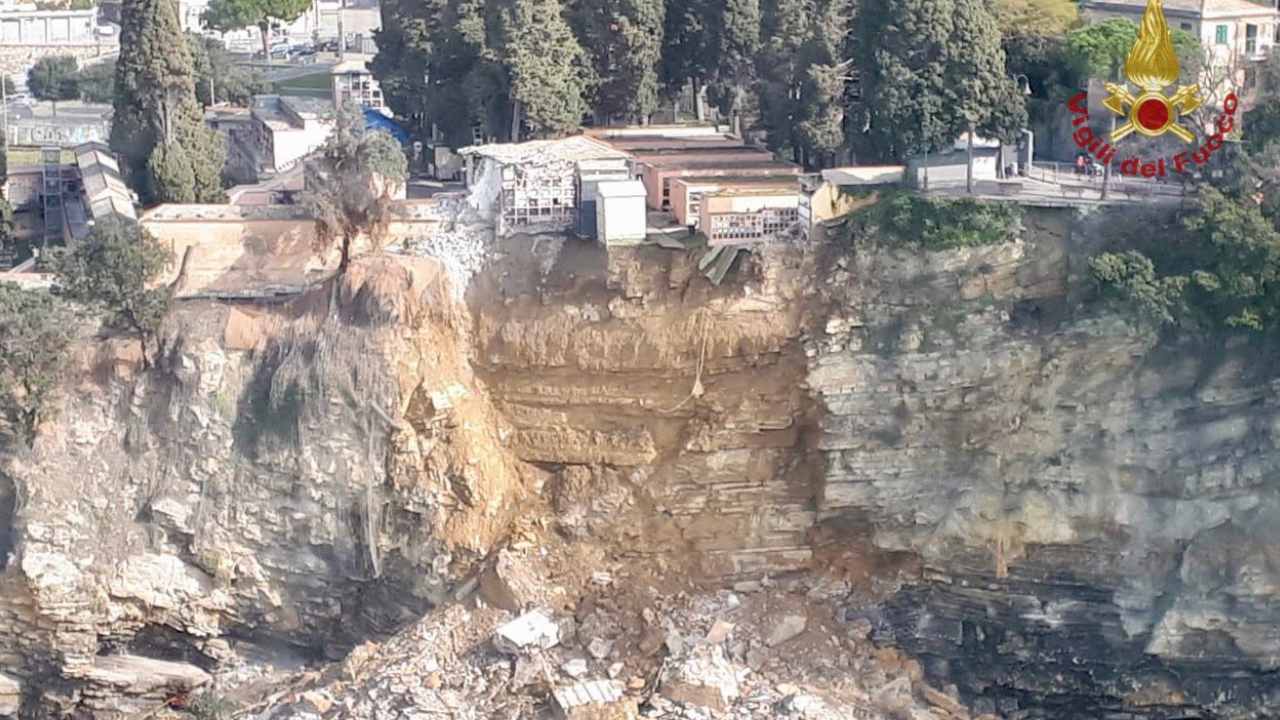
[597,193,646,245]
[140,203,439,297]
[640,161,799,210]
[802,184,876,227]
[0,9,96,44]
[270,123,334,171]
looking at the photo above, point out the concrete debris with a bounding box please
[659,644,741,712]
[480,549,544,612]
[562,658,590,678]
[0,673,20,717]
[705,620,735,644]
[765,615,807,647]
[301,690,334,713]
[591,571,614,587]
[608,662,624,678]
[495,609,561,654]
[552,679,638,720]
[589,637,615,660]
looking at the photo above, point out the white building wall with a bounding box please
[598,194,646,245]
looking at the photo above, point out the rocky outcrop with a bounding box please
[809,209,1280,717]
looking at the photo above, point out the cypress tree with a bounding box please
[574,0,666,123]
[502,0,593,139]
[113,0,227,204]
[849,0,1025,162]
[707,0,761,131]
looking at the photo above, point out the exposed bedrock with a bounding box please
[808,209,1280,718]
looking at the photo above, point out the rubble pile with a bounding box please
[227,544,984,720]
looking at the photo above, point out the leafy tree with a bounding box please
[201,0,312,64]
[113,0,227,204]
[49,217,173,368]
[74,58,117,104]
[1067,18,1199,84]
[849,0,1026,162]
[572,0,666,123]
[502,0,593,139]
[27,55,80,116]
[1091,187,1280,333]
[993,0,1077,37]
[303,102,409,277]
[0,284,77,445]
[187,33,270,107]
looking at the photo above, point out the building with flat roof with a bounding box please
[1082,0,1279,98]
[227,95,336,181]
[669,175,800,229]
[459,135,631,237]
[798,166,904,240]
[636,156,800,211]
[699,187,802,247]
[331,54,389,116]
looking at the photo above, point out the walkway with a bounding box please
[923,165,1187,208]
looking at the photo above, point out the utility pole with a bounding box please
[966,123,975,194]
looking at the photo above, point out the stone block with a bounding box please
[494,609,560,654]
[552,679,637,720]
[479,550,542,612]
[0,673,20,717]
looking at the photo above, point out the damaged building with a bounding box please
[459,136,633,239]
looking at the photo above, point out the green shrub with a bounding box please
[187,692,236,720]
[848,190,1024,250]
[1089,186,1280,333]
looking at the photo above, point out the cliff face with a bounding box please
[3,207,1280,718]
[0,259,532,716]
[807,211,1280,717]
[469,212,1280,718]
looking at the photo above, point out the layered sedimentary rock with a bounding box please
[808,210,1280,718]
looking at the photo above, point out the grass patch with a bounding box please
[273,71,333,95]
[846,189,1024,251]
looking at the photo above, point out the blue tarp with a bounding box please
[363,109,410,145]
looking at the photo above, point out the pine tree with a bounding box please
[574,0,666,123]
[201,0,312,63]
[502,0,593,139]
[113,0,227,204]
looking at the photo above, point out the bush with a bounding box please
[0,284,77,445]
[848,190,1024,250]
[1089,186,1280,333]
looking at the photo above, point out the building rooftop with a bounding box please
[252,95,335,130]
[460,135,631,166]
[332,54,376,74]
[673,174,801,188]
[596,179,646,198]
[73,141,136,222]
[596,136,748,153]
[1084,0,1278,16]
[820,166,906,186]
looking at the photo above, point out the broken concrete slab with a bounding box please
[588,637,614,660]
[659,644,741,712]
[562,658,589,679]
[552,678,638,720]
[494,609,561,654]
[765,614,807,647]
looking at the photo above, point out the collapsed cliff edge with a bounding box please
[2,200,1279,719]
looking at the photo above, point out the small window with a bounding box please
[1180,22,1192,31]
[1216,24,1229,44]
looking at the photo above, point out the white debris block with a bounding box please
[0,673,20,716]
[552,679,638,720]
[766,614,807,647]
[562,658,589,678]
[494,609,561,654]
[659,644,741,712]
